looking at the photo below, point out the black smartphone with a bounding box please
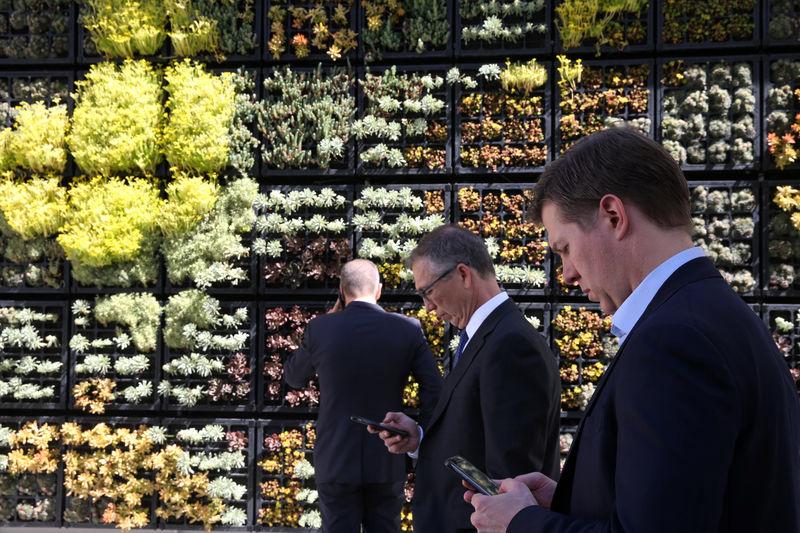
[338,288,346,306]
[350,415,410,437]
[444,455,500,496]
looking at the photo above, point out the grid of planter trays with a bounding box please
[0,1,798,530]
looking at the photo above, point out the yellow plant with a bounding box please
[163,59,235,173]
[557,55,583,95]
[500,59,548,95]
[58,177,162,269]
[67,59,164,176]
[82,0,168,57]
[160,173,219,238]
[0,101,68,173]
[0,173,67,240]
[774,185,800,233]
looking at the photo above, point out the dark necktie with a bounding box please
[452,329,469,369]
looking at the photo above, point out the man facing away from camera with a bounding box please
[371,225,561,533]
[284,258,442,533]
[465,127,800,533]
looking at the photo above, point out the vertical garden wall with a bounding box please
[0,0,796,530]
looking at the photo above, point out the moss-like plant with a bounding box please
[0,101,68,173]
[58,177,162,287]
[68,60,164,176]
[163,60,235,173]
[81,0,168,57]
[162,177,256,289]
[93,293,162,353]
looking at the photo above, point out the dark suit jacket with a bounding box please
[413,298,560,533]
[284,300,442,485]
[510,257,800,532]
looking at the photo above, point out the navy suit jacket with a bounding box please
[510,257,800,532]
[284,301,442,485]
[413,298,560,533]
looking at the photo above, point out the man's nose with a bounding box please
[562,261,579,285]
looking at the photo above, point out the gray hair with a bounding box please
[407,225,495,278]
[340,259,380,297]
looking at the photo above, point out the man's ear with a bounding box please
[456,263,473,288]
[598,194,629,239]
[375,283,382,301]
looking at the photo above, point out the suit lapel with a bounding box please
[554,257,721,511]
[424,300,515,432]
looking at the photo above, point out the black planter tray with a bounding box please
[657,0,760,52]
[550,302,614,418]
[61,416,159,530]
[258,301,331,412]
[762,54,800,174]
[159,417,255,530]
[255,418,319,531]
[263,0,358,64]
[359,0,452,63]
[762,304,800,390]
[353,183,451,297]
[455,0,552,58]
[656,55,761,172]
[688,180,761,297]
[454,183,550,296]
[761,179,800,297]
[554,58,655,157]
[258,184,354,296]
[78,0,260,64]
[161,297,256,413]
[0,0,74,65]
[764,0,800,48]
[0,239,69,296]
[0,301,68,411]
[68,293,163,414]
[259,65,357,178]
[454,60,552,175]
[0,416,64,527]
[554,0,654,55]
[355,65,453,177]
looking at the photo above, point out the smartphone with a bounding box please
[350,415,410,437]
[338,288,346,307]
[444,455,500,496]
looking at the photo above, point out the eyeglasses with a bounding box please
[417,265,456,302]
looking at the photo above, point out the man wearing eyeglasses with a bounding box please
[369,225,560,533]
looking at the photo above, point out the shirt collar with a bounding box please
[611,247,705,345]
[463,292,509,345]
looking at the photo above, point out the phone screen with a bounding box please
[445,455,500,496]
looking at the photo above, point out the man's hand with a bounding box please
[327,298,343,314]
[465,474,554,533]
[367,412,420,454]
[513,472,556,510]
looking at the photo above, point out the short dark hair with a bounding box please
[407,224,495,278]
[529,128,691,231]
